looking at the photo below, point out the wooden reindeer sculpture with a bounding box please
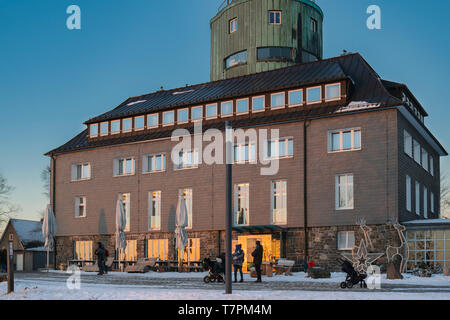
[386,219,409,273]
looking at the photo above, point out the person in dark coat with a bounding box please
[251,241,263,282]
[95,242,106,275]
[232,244,245,283]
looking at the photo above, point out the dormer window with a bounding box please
[135,116,144,131]
[271,92,285,109]
[191,106,203,121]
[206,104,218,119]
[163,111,174,126]
[123,118,132,132]
[111,120,120,134]
[325,83,341,101]
[307,86,322,104]
[147,114,159,128]
[100,122,109,136]
[221,101,233,117]
[288,89,303,107]
[89,124,98,138]
[178,108,189,124]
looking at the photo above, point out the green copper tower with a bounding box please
[210,0,324,81]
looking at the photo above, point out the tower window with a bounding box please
[311,18,318,33]
[269,11,282,25]
[225,50,247,69]
[257,47,292,61]
[229,18,238,34]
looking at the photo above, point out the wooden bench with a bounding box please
[274,259,295,276]
[125,258,157,273]
[82,257,114,272]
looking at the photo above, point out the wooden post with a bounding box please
[7,240,14,294]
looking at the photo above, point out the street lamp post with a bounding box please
[225,121,233,294]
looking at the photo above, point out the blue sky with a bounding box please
[0,0,449,221]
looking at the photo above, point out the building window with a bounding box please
[114,158,135,176]
[100,122,109,136]
[272,180,287,224]
[177,108,189,124]
[406,175,412,212]
[225,50,247,69]
[336,174,354,210]
[234,183,249,226]
[206,104,218,119]
[415,182,421,215]
[422,148,429,172]
[90,124,98,138]
[430,156,434,176]
[431,192,435,214]
[180,188,193,229]
[135,116,145,131]
[252,96,265,112]
[288,89,303,107]
[338,231,355,250]
[325,83,341,101]
[143,154,166,173]
[123,118,132,132]
[221,101,233,117]
[121,240,137,261]
[191,106,203,121]
[424,187,428,219]
[74,241,93,260]
[180,238,200,262]
[229,18,238,33]
[307,86,322,104]
[148,191,161,230]
[234,143,256,163]
[111,120,120,134]
[267,138,294,159]
[311,18,318,33]
[75,197,86,218]
[71,163,91,181]
[174,150,199,170]
[163,111,174,126]
[269,11,282,25]
[406,230,450,271]
[147,114,159,128]
[404,130,413,157]
[413,140,421,164]
[236,99,249,114]
[271,92,285,109]
[329,129,361,152]
[120,193,131,232]
[147,239,168,260]
[257,47,292,61]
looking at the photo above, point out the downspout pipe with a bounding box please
[303,120,310,262]
[51,155,57,269]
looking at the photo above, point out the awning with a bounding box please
[232,225,287,233]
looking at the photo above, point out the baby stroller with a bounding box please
[202,257,225,283]
[337,259,367,289]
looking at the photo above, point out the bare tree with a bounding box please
[41,165,51,200]
[441,172,450,219]
[0,174,18,223]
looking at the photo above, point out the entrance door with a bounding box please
[16,253,24,272]
[237,235,277,272]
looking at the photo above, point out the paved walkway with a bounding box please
[12,272,450,293]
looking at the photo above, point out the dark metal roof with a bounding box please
[47,53,409,156]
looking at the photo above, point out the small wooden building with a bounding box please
[0,219,53,272]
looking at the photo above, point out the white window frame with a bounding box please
[404,130,412,157]
[174,150,199,170]
[134,116,145,131]
[335,174,354,210]
[234,183,250,226]
[288,89,303,107]
[177,108,189,124]
[162,111,175,126]
[180,188,193,229]
[120,193,131,232]
[271,180,287,225]
[337,231,355,251]
[205,104,218,119]
[251,96,265,113]
[234,142,257,164]
[115,157,136,177]
[236,98,249,115]
[266,137,294,160]
[328,128,362,153]
[406,175,412,212]
[100,122,109,136]
[75,196,87,218]
[143,153,166,173]
[191,106,203,121]
[306,86,322,104]
[147,113,159,129]
[90,124,98,138]
[111,120,121,135]
[148,191,162,230]
[325,83,341,102]
[221,101,234,117]
[122,118,133,133]
[269,10,282,25]
[271,92,285,109]
[229,17,238,34]
[72,163,91,181]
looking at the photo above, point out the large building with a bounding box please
[46,0,448,271]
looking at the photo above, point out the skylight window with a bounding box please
[127,100,147,106]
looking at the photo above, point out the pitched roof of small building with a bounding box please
[10,219,44,249]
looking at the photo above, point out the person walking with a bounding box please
[95,242,106,275]
[232,244,245,283]
[252,241,263,283]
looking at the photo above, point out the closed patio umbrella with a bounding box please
[175,191,188,272]
[115,198,127,271]
[42,204,57,269]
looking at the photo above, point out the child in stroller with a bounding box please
[337,259,368,289]
[202,256,225,283]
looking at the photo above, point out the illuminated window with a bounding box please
[234,183,249,226]
[121,239,137,261]
[120,193,131,232]
[336,174,354,210]
[181,238,200,262]
[148,239,168,260]
[148,191,161,230]
[180,188,193,228]
[272,180,287,224]
[74,241,93,260]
